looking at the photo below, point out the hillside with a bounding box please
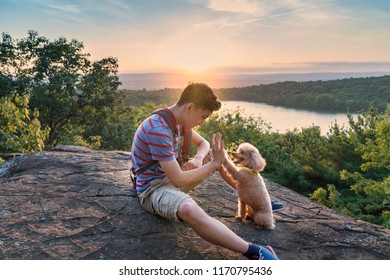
[123,75,390,112]
[1,146,389,260]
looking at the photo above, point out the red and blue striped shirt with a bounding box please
[131,112,180,192]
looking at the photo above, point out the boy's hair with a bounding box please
[177,82,221,111]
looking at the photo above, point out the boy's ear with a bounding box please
[186,103,195,112]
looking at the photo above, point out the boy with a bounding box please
[131,83,278,260]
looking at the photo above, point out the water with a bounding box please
[221,101,355,135]
[118,72,390,90]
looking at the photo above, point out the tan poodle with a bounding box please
[220,143,275,230]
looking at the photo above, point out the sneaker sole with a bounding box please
[264,245,278,258]
[272,206,284,212]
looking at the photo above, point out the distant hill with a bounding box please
[118,71,390,90]
[216,75,390,112]
[122,75,390,112]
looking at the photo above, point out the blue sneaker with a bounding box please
[264,245,279,259]
[244,243,279,260]
[259,245,279,260]
[271,201,284,212]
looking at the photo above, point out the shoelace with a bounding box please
[259,247,276,260]
[259,248,265,260]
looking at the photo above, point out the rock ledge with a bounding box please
[0,146,389,259]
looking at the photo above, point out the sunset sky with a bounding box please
[2,0,390,74]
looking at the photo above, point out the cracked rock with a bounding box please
[0,145,389,260]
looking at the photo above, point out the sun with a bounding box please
[173,59,216,75]
[165,45,225,75]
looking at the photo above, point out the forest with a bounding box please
[216,77,390,112]
[122,76,390,113]
[1,31,389,228]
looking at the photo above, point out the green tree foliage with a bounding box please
[339,106,390,228]
[310,184,342,209]
[308,106,390,228]
[214,77,390,112]
[275,127,331,193]
[0,31,121,148]
[123,88,180,107]
[0,94,49,159]
[198,108,271,144]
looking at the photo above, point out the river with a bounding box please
[221,101,356,135]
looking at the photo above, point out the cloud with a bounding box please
[45,3,80,14]
[218,0,339,28]
[2,0,390,73]
[209,61,390,74]
[207,0,263,14]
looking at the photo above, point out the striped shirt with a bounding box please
[131,112,180,192]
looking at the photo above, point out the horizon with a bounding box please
[117,70,390,75]
[117,71,390,90]
[2,0,390,75]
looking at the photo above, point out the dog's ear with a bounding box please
[250,151,266,172]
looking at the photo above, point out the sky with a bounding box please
[1,0,390,74]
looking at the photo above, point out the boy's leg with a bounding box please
[138,174,278,259]
[177,198,248,254]
[138,177,191,222]
[177,198,278,260]
[139,178,246,251]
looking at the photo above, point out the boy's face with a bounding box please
[184,104,213,129]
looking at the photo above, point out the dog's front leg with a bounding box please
[219,165,238,189]
[222,156,240,180]
[245,205,254,220]
[236,198,247,221]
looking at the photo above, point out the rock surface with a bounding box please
[0,146,389,260]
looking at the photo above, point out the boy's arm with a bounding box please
[160,133,225,189]
[181,130,210,171]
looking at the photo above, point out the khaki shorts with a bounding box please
[137,176,192,223]
[137,150,214,223]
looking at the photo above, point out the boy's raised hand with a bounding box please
[211,132,225,166]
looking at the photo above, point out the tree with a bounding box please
[0,31,121,147]
[310,106,390,228]
[340,106,390,228]
[0,94,48,158]
[310,184,342,209]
